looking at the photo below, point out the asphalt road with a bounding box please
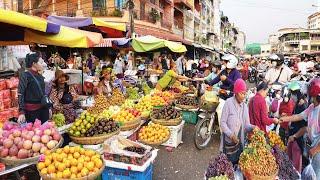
[153,123,220,180]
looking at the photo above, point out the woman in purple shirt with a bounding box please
[206,54,241,99]
[220,79,255,164]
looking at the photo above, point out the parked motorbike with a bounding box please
[248,66,257,83]
[194,87,226,150]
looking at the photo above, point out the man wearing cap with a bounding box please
[220,79,255,164]
[265,53,293,85]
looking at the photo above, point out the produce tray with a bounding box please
[150,116,182,126]
[0,137,64,166]
[39,158,105,180]
[242,169,278,180]
[138,132,170,146]
[120,120,141,131]
[70,129,120,145]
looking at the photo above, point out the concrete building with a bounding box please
[236,31,246,54]
[308,12,320,29]
[268,34,279,53]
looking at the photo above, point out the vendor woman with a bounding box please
[156,63,190,91]
[97,67,114,97]
[220,79,255,164]
[49,70,78,124]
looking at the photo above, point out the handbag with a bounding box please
[28,72,53,108]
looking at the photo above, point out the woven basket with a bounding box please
[120,120,141,131]
[175,104,198,110]
[151,116,182,126]
[138,132,170,146]
[70,129,120,145]
[39,156,105,180]
[243,169,278,180]
[0,137,64,166]
[174,93,183,99]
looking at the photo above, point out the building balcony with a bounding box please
[173,25,183,37]
[194,10,200,20]
[161,20,173,30]
[184,9,194,19]
[184,24,194,41]
[174,0,193,10]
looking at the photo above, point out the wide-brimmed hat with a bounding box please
[54,70,69,82]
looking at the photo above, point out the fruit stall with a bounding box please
[204,129,301,180]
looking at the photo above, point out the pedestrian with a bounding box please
[113,53,124,78]
[265,54,293,85]
[249,81,279,133]
[185,58,193,78]
[280,78,320,178]
[126,51,134,71]
[220,78,255,165]
[18,52,50,124]
[176,54,185,75]
[156,64,190,91]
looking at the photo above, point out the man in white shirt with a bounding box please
[265,54,293,85]
[113,53,124,77]
[176,54,185,75]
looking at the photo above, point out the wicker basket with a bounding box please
[175,104,198,110]
[70,129,120,145]
[39,156,105,180]
[151,116,182,126]
[0,137,64,166]
[120,120,141,131]
[243,169,278,180]
[138,133,170,146]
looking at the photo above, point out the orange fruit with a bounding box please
[79,148,85,155]
[78,157,85,164]
[63,146,70,154]
[37,162,45,170]
[57,163,65,172]
[41,168,48,175]
[47,164,56,174]
[69,146,75,154]
[45,155,52,161]
[94,159,103,169]
[77,173,82,178]
[73,152,80,159]
[81,167,89,177]
[44,159,51,167]
[63,159,71,168]
[56,172,63,178]
[62,169,71,178]
[87,162,94,171]
[85,156,91,162]
[56,149,62,154]
[44,150,51,156]
[70,174,77,179]
[56,155,63,162]
[70,166,78,174]
[77,162,84,171]
[71,159,78,166]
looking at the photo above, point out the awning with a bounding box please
[132,35,187,53]
[192,43,202,48]
[201,44,215,52]
[24,26,103,48]
[47,15,126,31]
[0,9,60,34]
[95,38,130,47]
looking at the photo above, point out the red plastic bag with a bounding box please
[0,90,10,98]
[0,80,6,91]
[3,98,11,109]
[5,77,19,89]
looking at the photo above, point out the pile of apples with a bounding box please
[0,120,61,159]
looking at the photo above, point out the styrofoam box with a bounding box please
[161,120,185,148]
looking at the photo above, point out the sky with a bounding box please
[220,0,319,44]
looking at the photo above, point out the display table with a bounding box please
[0,162,34,177]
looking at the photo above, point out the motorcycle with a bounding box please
[194,87,227,150]
[248,66,257,83]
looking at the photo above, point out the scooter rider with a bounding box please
[265,53,293,85]
[205,54,241,99]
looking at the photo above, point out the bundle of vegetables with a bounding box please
[205,153,234,180]
[273,146,300,180]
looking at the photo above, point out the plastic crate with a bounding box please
[181,110,198,124]
[102,164,153,180]
[162,120,185,148]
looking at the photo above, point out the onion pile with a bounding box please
[0,120,61,159]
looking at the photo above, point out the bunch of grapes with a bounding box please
[205,153,234,180]
[273,146,300,180]
[52,113,65,127]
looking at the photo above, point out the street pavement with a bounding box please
[153,124,220,180]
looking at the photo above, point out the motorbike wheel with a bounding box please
[194,118,213,150]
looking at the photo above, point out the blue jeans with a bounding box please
[312,152,320,178]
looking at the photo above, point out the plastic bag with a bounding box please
[301,159,317,180]
[204,90,219,103]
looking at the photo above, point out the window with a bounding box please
[302,45,308,51]
[311,45,317,51]
[266,50,270,53]
[93,0,105,10]
[115,0,125,9]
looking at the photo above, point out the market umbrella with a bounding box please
[47,15,126,32]
[246,43,261,55]
[24,26,103,48]
[0,9,60,34]
[132,35,187,53]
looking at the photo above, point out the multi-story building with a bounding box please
[236,31,246,54]
[220,15,240,53]
[260,43,271,57]
[268,34,279,53]
[308,12,320,29]
[278,28,320,54]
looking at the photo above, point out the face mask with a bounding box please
[275,93,281,99]
[272,61,277,67]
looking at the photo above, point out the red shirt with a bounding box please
[249,93,274,133]
[279,99,295,130]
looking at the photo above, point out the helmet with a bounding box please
[268,53,284,66]
[288,81,301,91]
[308,78,320,97]
[222,54,238,69]
[213,61,222,69]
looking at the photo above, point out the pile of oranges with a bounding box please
[268,131,286,151]
[139,123,170,144]
[37,146,103,179]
